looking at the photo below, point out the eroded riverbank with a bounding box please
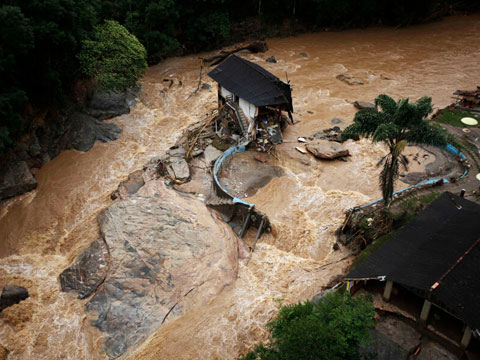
[1,15,480,359]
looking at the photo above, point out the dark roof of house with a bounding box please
[345,192,480,330]
[207,55,293,112]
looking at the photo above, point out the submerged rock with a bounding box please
[59,239,110,299]
[0,161,37,201]
[354,101,375,110]
[266,56,277,63]
[0,285,29,311]
[306,139,349,160]
[81,186,238,358]
[336,73,364,86]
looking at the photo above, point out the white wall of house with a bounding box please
[219,86,258,123]
[219,86,233,99]
[239,98,258,122]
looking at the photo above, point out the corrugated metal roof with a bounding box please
[208,55,293,112]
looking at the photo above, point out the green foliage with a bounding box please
[433,108,479,128]
[342,94,448,206]
[79,20,147,91]
[240,292,376,360]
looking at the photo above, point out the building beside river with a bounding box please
[346,192,480,354]
[208,54,293,144]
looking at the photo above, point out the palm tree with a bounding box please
[342,94,448,206]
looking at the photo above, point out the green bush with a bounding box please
[78,20,147,91]
[241,292,376,360]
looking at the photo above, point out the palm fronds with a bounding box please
[342,94,448,206]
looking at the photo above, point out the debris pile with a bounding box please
[453,86,480,112]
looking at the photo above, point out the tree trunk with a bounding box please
[380,154,399,207]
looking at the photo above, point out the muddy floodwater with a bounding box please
[1,15,480,359]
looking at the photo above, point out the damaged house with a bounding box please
[345,192,480,355]
[208,54,293,150]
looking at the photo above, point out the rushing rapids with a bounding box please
[1,15,480,359]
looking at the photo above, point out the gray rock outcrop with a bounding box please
[60,185,239,358]
[59,239,110,299]
[306,139,350,160]
[0,161,38,200]
[86,89,136,120]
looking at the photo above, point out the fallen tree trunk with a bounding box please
[201,41,268,66]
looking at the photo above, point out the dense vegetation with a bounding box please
[240,292,376,360]
[78,20,147,91]
[1,0,478,153]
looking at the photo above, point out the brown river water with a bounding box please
[1,15,480,359]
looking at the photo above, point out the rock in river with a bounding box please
[59,239,110,299]
[336,73,364,86]
[86,89,137,120]
[0,285,29,311]
[306,139,349,160]
[62,183,239,358]
[0,161,37,201]
[353,101,375,110]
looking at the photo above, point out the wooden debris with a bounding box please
[201,41,268,66]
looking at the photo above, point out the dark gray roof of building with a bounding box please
[207,55,293,112]
[345,192,480,330]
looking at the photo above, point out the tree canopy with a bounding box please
[78,20,147,91]
[342,94,448,205]
[241,292,376,360]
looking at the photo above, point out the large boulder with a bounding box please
[86,89,136,120]
[0,285,29,311]
[0,161,37,201]
[68,185,239,358]
[306,139,349,160]
[66,112,122,152]
[59,239,110,299]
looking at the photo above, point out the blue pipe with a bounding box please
[212,143,255,208]
[356,144,467,209]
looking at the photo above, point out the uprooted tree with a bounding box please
[342,94,448,207]
[240,292,376,360]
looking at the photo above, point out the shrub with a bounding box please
[78,20,147,91]
[241,292,376,360]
